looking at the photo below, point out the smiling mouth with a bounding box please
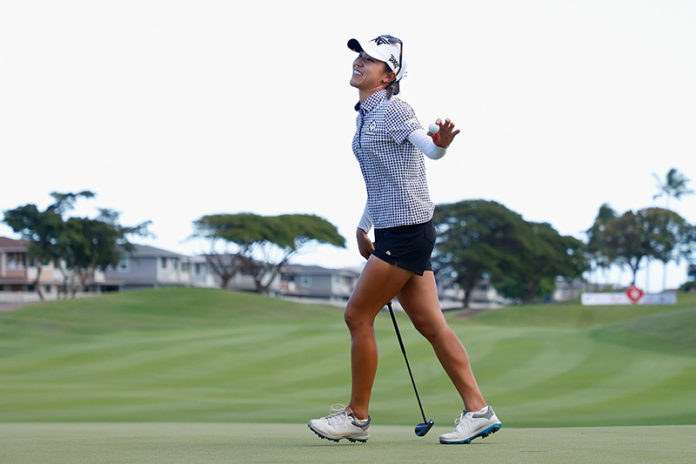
[353,69,363,76]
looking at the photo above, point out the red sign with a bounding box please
[626,285,644,304]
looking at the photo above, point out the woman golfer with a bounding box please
[308,35,501,444]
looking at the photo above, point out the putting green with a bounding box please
[0,423,694,464]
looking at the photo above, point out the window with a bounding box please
[118,258,129,272]
[7,253,26,270]
[300,274,311,287]
[195,263,201,275]
[173,258,179,270]
[161,257,167,269]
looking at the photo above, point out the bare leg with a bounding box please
[345,256,413,420]
[397,271,487,411]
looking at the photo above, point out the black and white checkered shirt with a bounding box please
[353,90,434,229]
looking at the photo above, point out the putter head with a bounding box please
[415,419,434,437]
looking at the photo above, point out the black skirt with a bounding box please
[372,220,436,276]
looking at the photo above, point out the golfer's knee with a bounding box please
[344,302,373,332]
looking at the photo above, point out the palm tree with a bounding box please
[652,168,693,290]
[653,168,694,210]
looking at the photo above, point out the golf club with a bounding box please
[386,301,434,437]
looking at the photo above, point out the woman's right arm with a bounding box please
[408,129,447,159]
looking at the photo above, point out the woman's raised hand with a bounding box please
[428,118,460,148]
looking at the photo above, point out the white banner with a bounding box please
[581,292,677,306]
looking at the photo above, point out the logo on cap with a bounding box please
[388,54,399,71]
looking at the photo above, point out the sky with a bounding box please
[1,0,695,292]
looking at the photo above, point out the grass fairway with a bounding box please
[0,288,695,461]
[1,288,695,426]
[1,423,695,464]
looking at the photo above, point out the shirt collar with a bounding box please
[355,89,387,113]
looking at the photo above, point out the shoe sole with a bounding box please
[439,423,502,445]
[307,423,368,443]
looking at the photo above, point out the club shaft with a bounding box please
[387,302,428,423]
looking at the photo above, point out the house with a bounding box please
[278,264,360,302]
[0,237,43,297]
[468,277,510,306]
[187,255,218,288]
[553,278,586,302]
[105,244,213,289]
[0,236,119,302]
[215,261,359,301]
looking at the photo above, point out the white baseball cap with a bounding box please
[347,35,407,82]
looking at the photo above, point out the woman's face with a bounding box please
[350,51,393,91]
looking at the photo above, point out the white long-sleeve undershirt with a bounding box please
[408,128,447,160]
[357,130,447,232]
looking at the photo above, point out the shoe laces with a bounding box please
[325,404,349,424]
[454,410,471,427]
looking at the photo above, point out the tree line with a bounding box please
[3,192,345,298]
[433,169,695,307]
[3,168,694,305]
[586,205,694,288]
[432,200,587,307]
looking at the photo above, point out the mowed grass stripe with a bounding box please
[1,288,695,426]
[477,331,592,396]
[464,327,696,426]
[498,358,693,425]
[3,329,247,380]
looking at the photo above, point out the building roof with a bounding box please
[125,244,187,258]
[0,238,187,259]
[0,236,29,251]
[283,263,360,277]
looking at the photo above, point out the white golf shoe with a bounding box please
[439,405,502,444]
[308,404,371,443]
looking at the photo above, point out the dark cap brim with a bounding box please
[347,38,363,53]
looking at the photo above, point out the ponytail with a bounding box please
[386,80,400,98]
[383,62,400,98]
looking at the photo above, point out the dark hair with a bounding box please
[384,62,400,98]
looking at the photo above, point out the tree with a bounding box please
[432,200,533,308]
[652,168,693,289]
[193,213,345,294]
[3,192,149,299]
[61,210,149,295]
[653,168,694,209]
[585,203,617,286]
[3,204,64,300]
[494,222,587,303]
[598,207,691,286]
[433,200,589,306]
